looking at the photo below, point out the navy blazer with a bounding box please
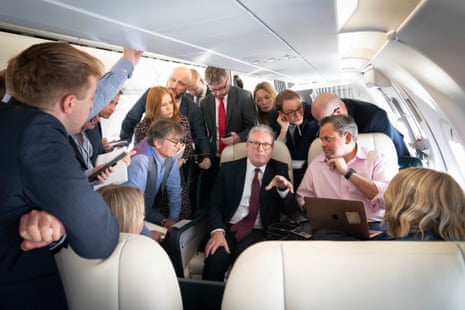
[208,158,300,232]
[120,89,210,155]
[343,98,410,157]
[0,99,119,308]
[200,86,257,155]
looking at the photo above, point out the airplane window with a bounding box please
[376,86,425,160]
[441,122,465,188]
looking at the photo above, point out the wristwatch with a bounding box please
[344,168,356,180]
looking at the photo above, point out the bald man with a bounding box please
[311,93,410,158]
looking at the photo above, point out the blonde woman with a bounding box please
[379,167,465,240]
[97,184,145,234]
[253,81,277,125]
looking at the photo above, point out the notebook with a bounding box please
[303,197,381,240]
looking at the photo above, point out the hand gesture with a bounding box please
[327,156,348,175]
[265,175,294,193]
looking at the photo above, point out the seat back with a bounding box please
[221,140,293,184]
[55,233,182,310]
[164,214,208,278]
[308,132,398,170]
[179,278,225,310]
[222,241,465,310]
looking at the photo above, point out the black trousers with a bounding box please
[196,156,220,212]
[202,228,266,282]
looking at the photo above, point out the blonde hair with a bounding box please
[253,81,277,100]
[253,81,277,124]
[6,42,102,110]
[384,167,465,240]
[97,184,145,234]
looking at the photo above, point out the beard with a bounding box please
[169,88,183,100]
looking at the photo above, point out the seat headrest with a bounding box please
[55,233,182,310]
[221,140,294,184]
[308,132,398,169]
[222,241,465,309]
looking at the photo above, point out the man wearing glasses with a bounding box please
[199,66,257,210]
[202,125,300,281]
[127,118,185,230]
[270,89,319,187]
[296,114,397,235]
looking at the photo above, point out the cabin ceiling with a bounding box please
[0,0,420,85]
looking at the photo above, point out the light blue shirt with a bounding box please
[127,144,182,220]
[89,57,134,120]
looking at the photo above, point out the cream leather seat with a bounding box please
[221,140,294,184]
[308,132,398,172]
[55,233,182,310]
[222,241,465,310]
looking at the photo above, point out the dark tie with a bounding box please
[293,124,302,146]
[218,98,226,153]
[230,168,261,241]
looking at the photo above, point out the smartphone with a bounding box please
[222,132,232,138]
[108,139,128,148]
[87,151,128,182]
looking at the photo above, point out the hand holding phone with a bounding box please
[88,151,128,182]
[108,139,129,148]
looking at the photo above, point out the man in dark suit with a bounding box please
[0,42,120,309]
[187,68,210,106]
[202,125,300,281]
[311,93,410,159]
[268,89,319,188]
[201,66,256,155]
[198,66,257,210]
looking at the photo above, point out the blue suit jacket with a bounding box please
[0,99,119,308]
[343,98,410,157]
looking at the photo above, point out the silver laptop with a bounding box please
[303,197,381,240]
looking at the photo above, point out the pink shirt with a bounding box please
[296,146,398,221]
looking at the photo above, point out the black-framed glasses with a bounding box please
[209,76,229,93]
[282,105,303,117]
[165,137,184,147]
[247,140,273,151]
